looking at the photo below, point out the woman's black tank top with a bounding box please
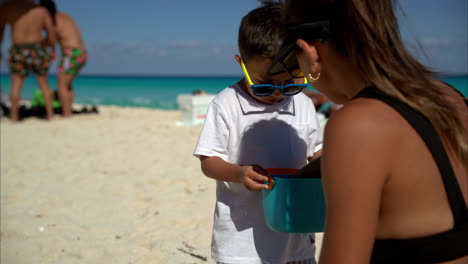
[354,87,468,263]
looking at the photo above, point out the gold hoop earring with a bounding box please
[308,72,320,82]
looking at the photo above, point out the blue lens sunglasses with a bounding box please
[241,59,308,97]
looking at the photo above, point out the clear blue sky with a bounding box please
[1,0,467,76]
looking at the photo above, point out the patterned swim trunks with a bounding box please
[8,42,51,77]
[59,48,87,75]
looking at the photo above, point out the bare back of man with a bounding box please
[0,0,55,121]
[55,12,87,117]
[8,3,52,43]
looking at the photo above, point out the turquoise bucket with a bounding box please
[262,170,326,233]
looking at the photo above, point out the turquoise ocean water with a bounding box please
[0,74,466,110]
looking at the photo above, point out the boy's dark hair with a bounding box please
[39,0,56,24]
[238,0,284,62]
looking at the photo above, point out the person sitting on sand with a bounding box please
[0,0,56,121]
[192,90,206,95]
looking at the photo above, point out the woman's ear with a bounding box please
[296,39,319,64]
[234,54,241,65]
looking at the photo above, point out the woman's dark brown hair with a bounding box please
[283,0,467,167]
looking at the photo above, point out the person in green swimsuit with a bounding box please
[40,0,87,117]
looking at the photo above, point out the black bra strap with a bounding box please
[356,87,468,226]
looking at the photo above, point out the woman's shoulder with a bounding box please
[322,97,407,182]
[323,96,410,160]
[327,97,404,133]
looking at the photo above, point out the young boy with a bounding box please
[193,1,323,263]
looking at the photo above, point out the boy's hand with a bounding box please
[238,164,270,191]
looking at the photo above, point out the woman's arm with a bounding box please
[319,99,393,264]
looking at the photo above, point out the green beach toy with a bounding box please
[31,89,61,109]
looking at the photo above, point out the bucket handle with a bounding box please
[266,175,274,190]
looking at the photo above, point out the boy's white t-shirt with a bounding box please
[193,83,323,264]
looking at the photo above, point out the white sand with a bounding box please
[0,106,322,264]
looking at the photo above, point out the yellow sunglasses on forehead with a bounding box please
[240,59,308,97]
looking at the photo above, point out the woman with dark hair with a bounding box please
[269,0,468,263]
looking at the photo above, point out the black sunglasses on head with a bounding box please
[268,20,331,78]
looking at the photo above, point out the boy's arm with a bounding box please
[200,155,270,191]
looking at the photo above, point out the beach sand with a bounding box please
[0,106,322,264]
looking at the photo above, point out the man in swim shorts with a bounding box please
[0,0,56,121]
[40,0,87,117]
[9,42,52,77]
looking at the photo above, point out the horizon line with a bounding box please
[0,72,467,78]
[0,72,244,78]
